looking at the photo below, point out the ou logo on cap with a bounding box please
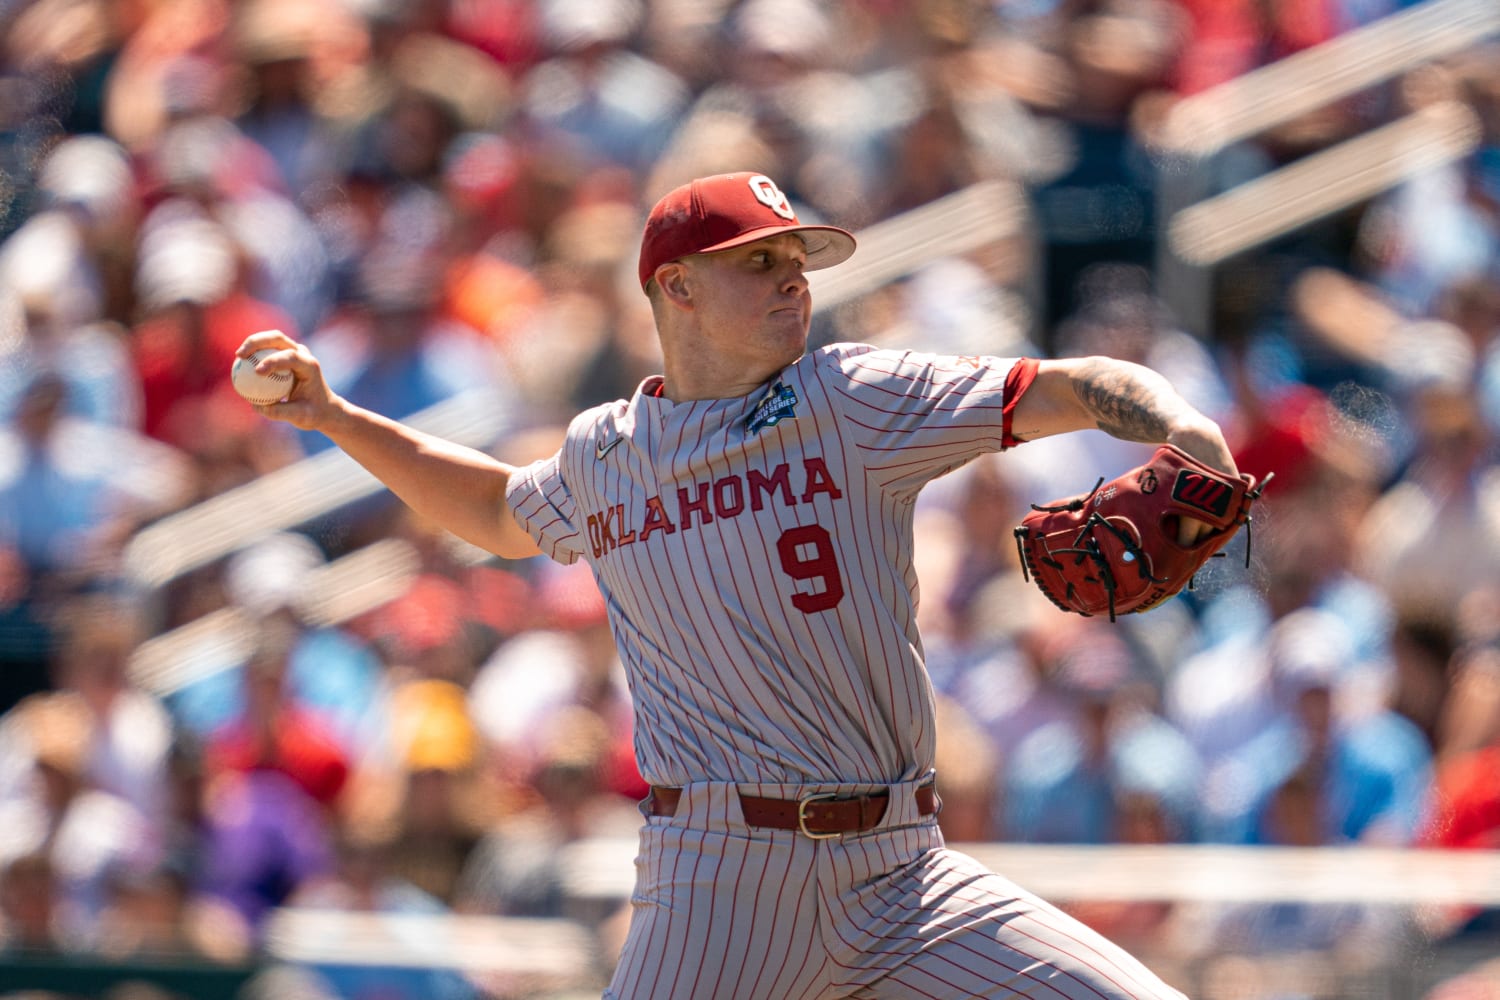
[748,175,796,221]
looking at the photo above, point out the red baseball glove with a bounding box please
[1012,444,1270,620]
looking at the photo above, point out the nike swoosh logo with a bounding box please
[595,435,623,460]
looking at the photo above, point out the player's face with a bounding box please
[689,234,812,371]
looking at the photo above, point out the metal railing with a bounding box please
[1153,0,1499,334]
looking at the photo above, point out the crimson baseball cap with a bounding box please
[637,172,856,291]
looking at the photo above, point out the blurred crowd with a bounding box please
[0,0,1498,998]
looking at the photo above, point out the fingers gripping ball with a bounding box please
[231,350,294,406]
[1013,444,1271,621]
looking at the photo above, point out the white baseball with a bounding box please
[231,349,294,405]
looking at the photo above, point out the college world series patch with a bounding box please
[745,381,799,434]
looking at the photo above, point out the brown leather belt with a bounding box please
[648,785,938,839]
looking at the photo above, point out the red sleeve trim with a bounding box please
[1001,357,1040,449]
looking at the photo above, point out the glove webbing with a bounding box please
[1014,478,1167,622]
[1041,513,1164,621]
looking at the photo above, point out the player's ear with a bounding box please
[656,262,693,307]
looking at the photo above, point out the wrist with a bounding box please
[306,392,356,438]
[1165,420,1237,475]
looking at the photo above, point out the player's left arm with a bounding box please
[1011,356,1238,475]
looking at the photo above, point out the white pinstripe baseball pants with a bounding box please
[604,780,1188,1000]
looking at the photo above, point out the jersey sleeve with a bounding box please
[504,453,586,564]
[820,345,1039,495]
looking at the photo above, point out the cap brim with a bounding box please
[697,224,857,272]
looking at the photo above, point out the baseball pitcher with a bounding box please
[239,171,1240,999]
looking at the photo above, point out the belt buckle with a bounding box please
[797,791,844,840]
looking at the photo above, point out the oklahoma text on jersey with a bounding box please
[584,457,845,562]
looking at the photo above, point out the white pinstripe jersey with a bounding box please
[506,344,1036,788]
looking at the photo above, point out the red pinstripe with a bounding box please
[822,845,1092,1000]
[802,376,908,729]
[852,880,1109,1000]
[786,406,884,758]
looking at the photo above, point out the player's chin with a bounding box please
[766,309,810,344]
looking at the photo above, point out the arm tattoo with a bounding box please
[1071,359,1174,443]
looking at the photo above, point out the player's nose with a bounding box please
[777,260,809,296]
